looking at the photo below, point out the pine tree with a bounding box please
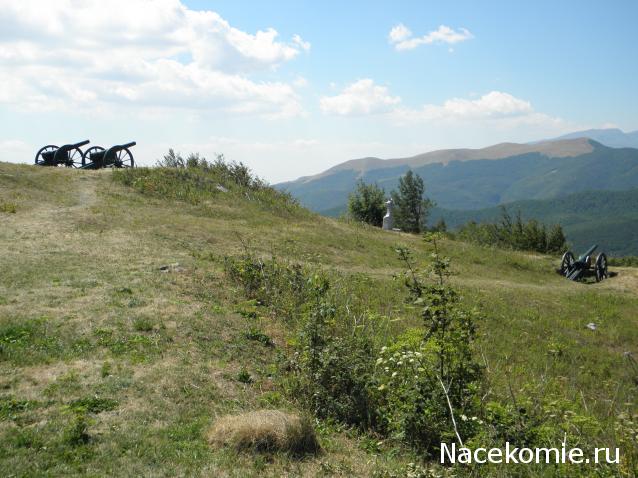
[391,170,433,233]
[547,224,568,253]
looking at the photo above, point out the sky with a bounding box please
[1,0,637,183]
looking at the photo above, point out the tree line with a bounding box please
[348,170,567,254]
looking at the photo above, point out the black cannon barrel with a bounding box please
[577,244,598,262]
[110,141,137,149]
[70,140,90,148]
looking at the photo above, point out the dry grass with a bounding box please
[207,409,320,455]
[1,162,637,476]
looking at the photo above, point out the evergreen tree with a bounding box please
[391,170,433,233]
[348,181,386,227]
[547,224,568,253]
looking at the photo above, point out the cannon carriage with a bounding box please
[34,140,89,168]
[81,142,136,169]
[559,244,609,282]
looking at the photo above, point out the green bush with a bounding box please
[225,253,379,427]
[457,207,567,254]
[224,255,314,322]
[348,180,386,227]
[376,238,483,452]
[286,296,377,427]
[608,256,638,267]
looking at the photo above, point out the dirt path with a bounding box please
[0,171,100,260]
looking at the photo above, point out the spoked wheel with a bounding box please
[560,251,575,276]
[82,146,105,167]
[110,148,134,168]
[595,253,608,282]
[63,147,84,168]
[35,145,59,166]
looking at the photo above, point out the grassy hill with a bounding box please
[430,189,638,256]
[1,162,637,476]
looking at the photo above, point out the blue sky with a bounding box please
[1,0,637,182]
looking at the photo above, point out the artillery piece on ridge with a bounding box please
[559,244,608,282]
[34,140,89,168]
[81,142,136,169]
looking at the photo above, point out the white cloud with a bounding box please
[319,83,569,135]
[388,24,412,43]
[292,34,311,52]
[320,79,401,116]
[0,0,310,117]
[389,24,473,51]
[411,91,533,120]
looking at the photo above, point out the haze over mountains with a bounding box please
[547,128,638,149]
[277,129,638,255]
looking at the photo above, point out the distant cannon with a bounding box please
[35,140,89,168]
[81,142,136,169]
[559,244,608,282]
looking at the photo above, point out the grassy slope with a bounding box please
[1,162,637,476]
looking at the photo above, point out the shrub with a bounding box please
[207,410,319,455]
[63,414,91,446]
[348,180,386,227]
[68,396,118,414]
[224,255,314,322]
[244,327,274,347]
[225,253,379,428]
[457,207,568,254]
[286,303,377,427]
[376,237,483,452]
[608,256,638,267]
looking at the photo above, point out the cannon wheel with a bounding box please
[34,145,58,166]
[82,146,105,167]
[595,253,608,282]
[64,147,84,168]
[560,251,575,276]
[112,147,134,168]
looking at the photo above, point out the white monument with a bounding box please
[382,198,394,230]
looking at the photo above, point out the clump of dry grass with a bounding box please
[207,409,320,455]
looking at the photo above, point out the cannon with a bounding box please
[35,140,89,168]
[559,244,608,282]
[81,142,136,169]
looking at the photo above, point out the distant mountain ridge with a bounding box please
[546,128,638,149]
[278,139,638,213]
[293,137,594,183]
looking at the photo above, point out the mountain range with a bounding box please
[276,128,638,255]
[546,128,638,148]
